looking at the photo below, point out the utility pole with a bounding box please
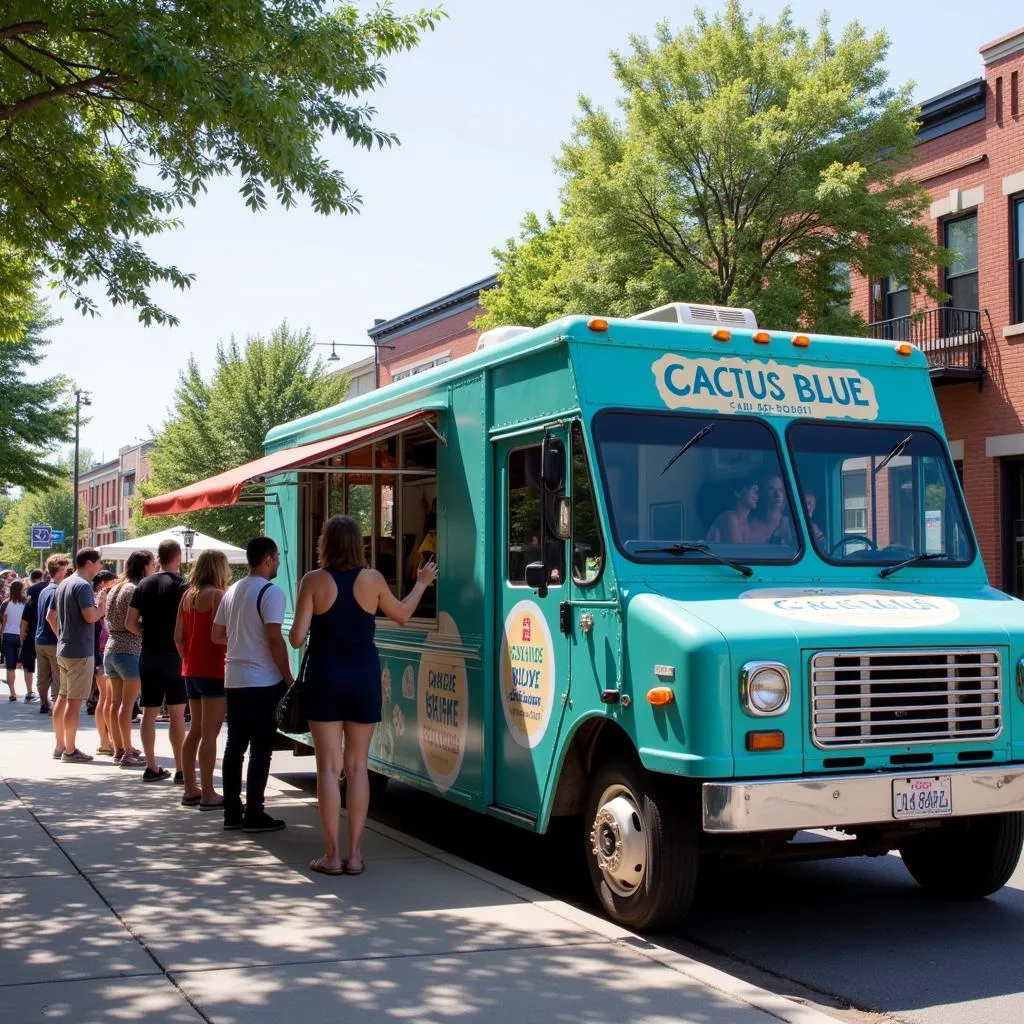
[72,388,91,557]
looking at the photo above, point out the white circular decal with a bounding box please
[740,588,960,628]
[500,600,556,748]
[417,612,468,794]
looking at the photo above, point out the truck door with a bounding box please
[493,428,572,819]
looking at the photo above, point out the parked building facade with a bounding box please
[850,26,1024,595]
[77,440,154,548]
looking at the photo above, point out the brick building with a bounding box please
[367,275,498,387]
[850,26,1024,595]
[77,439,154,548]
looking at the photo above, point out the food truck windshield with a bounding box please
[593,410,973,570]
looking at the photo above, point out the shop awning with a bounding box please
[143,411,434,517]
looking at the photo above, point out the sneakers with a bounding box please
[61,749,94,763]
[52,746,63,760]
[119,753,146,769]
[39,703,51,715]
[141,766,171,782]
[173,770,184,785]
[24,692,36,703]
[242,812,286,834]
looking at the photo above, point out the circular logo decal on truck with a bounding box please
[417,612,468,794]
[500,600,555,748]
[740,588,960,628]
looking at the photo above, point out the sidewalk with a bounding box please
[0,698,841,1024]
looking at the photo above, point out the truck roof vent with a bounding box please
[476,325,532,351]
[632,302,757,330]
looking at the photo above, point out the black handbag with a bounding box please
[275,645,309,733]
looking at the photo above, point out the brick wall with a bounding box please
[377,303,486,387]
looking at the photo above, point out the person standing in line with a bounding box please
[91,570,117,755]
[37,556,70,721]
[1,580,28,701]
[212,537,293,833]
[53,549,106,762]
[19,568,45,704]
[103,552,154,769]
[175,550,229,810]
[290,515,438,876]
[125,540,187,783]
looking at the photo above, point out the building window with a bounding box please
[122,473,135,497]
[842,467,868,535]
[1014,196,1024,325]
[392,355,450,382]
[944,212,979,311]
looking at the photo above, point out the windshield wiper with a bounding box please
[874,434,913,475]
[634,542,753,577]
[660,423,715,476]
[879,552,947,578]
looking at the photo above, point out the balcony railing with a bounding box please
[867,307,987,386]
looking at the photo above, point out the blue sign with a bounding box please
[30,524,53,550]
[50,530,65,545]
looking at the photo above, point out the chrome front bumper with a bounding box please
[702,766,1024,833]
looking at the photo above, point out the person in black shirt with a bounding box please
[125,539,187,783]
[21,569,46,704]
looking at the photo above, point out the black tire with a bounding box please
[899,812,1024,899]
[339,769,390,805]
[583,758,698,931]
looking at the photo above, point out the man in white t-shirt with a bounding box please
[213,537,294,833]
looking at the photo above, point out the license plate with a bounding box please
[892,776,953,819]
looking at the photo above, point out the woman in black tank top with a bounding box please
[289,515,438,877]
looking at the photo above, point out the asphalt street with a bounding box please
[272,769,1024,1024]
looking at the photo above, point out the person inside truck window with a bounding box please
[706,478,759,543]
[747,474,790,544]
[802,491,826,546]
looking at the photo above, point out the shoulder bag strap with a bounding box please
[255,582,273,622]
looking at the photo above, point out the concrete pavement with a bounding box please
[0,693,841,1024]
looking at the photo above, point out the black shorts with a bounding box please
[185,675,226,700]
[303,651,382,724]
[20,638,36,674]
[2,634,20,671]
[139,649,186,708]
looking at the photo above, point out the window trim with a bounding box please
[942,211,979,307]
[505,441,566,589]
[785,418,977,569]
[569,419,606,588]
[1013,194,1024,325]
[591,408,804,567]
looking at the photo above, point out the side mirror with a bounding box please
[542,436,566,489]
[525,561,548,597]
[553,495,572,540]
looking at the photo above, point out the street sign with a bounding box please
[50,530,65,545]
[30,525,53,550]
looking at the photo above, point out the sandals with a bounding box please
[343,859,366,876]
[309,855,344,876]
[181,794,202,807]
[198,801,224,812]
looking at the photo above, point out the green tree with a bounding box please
[478,3,945,333]
[0,301,75,492]
[0,482,74,571]
[0,2,444,329]
[138,323,350,546]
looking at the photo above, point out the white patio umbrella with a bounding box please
[98,525,248,565]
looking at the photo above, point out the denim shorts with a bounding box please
[186,675,226,700]
[103,651,140,681]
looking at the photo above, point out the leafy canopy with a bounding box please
[0,2,443,327]
[0,301,75,493]
[138,323,351,546]
[479,2,945,333]
[0,482,74,572]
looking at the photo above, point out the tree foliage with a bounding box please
[0,2,443,328]
[0,481,74,572]
[138,323,351,546]
[0,300,75,492]
[478,2,945,333]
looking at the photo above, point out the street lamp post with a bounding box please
[181,525,196,569]
[71,389,92,558]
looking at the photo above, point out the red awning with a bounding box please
[143,411,433,517]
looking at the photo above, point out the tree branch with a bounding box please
[0,21,47,42]
[0,70,126,121]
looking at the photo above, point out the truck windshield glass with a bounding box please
[787,423,974,566]
[593,411,800,564]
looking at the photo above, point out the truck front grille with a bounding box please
[810,649,1001,748]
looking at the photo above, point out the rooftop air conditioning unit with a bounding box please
[476,325,532,351]
[632,302,757,330]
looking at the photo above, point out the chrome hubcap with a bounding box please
[590,784,647,897]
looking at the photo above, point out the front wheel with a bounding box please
[899,812,1024,899]
[584,759,698,931]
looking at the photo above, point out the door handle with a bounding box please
[558,601,572,636]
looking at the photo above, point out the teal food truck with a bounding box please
[146,303,1024,929]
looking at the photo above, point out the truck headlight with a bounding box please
[741,661,791,716]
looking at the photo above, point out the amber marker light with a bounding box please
[646,686,675,706]
[587,317,609,332]
[746,730,785,752]
[752,331,771,344]
[712,329,732,341]
[792,334,811,348]
[895,343,914,356]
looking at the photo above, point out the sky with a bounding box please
[36,0,1023,463]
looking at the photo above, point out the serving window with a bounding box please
[304,420,438,621]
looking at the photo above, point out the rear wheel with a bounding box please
[899,812,1024,899]
[584,758,698,931]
